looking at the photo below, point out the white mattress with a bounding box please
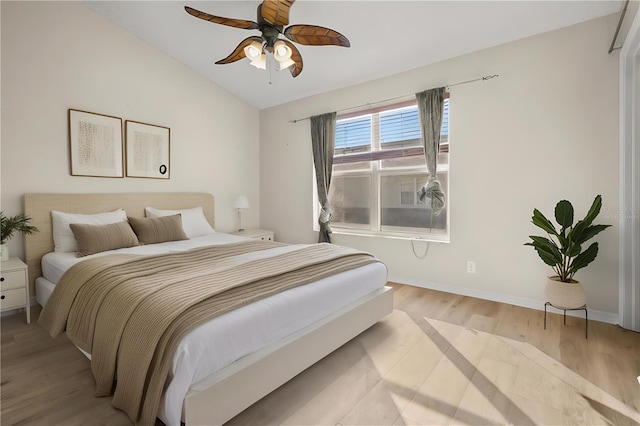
[37,234,388,425]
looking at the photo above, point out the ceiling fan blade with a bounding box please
[284,25,350,47]
[280,39,303,78]
[259,0,295,27]
[215,36,263,64]
[185,6,259,30]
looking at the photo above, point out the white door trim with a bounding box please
[619,7,640,332]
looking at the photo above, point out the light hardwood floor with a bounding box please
[2,283,639,425]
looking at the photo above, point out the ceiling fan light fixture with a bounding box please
[273,40,292,61]
[250,53,267,70]
[186,1,350,78]
[243,41,263,61]
[277,57,296,70]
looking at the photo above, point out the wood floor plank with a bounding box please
[280,352,382,426]
[227,338,369,426]
[380,332,444,410]
[339,378,403,426]
[2,284,639,426]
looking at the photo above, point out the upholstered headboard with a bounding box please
[23,192,215,295]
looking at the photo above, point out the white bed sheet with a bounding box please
[37,234,388,425]
[41,232,247,285]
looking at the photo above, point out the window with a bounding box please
[327,98,449,240]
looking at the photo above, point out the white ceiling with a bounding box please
[83,1,623,110]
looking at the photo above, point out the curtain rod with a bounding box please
[289,74,499,123]
[609,0,629,54]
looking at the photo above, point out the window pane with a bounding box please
[380,97,449,170]
[329,176,370,226]
[335,116,371,154]
[380,106,421,149]
[442,98,449,136]
[380,173,448,231]
[326,98,450,239]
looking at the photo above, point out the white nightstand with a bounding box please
[232,229,275,242]
[1,257,30,324]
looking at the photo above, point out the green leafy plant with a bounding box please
[525,195,611,283]
[1,211,39,245]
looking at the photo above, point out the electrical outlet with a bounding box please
[467,261,476,273]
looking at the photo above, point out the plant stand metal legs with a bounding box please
[544,302,588,338]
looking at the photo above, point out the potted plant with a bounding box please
[525,195,611,309]
[1,211,39,261]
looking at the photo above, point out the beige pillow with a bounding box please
[70,221,140,257]
[52,208,127,252]
[144,206,214,238]
[128,214,188,245]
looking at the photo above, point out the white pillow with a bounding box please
[144,206,214,238]
[51,208,127,253]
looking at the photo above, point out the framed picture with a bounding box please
[125,120,171,179]
[68,109,123,178]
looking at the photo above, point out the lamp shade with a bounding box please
[243,41,263,61]
[277,57,296,70]
[244,41,267,69]
[234,195,250,209]
[273,40,292,61]
[250,53,267,70]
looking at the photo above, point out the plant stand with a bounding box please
[544,302,588,338]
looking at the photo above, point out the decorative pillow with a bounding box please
[144,206,214,238]
[52,208,128,252]
[128,215,188,245]
[70,221,139,257]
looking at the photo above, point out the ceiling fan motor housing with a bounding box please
[260,25,283,51]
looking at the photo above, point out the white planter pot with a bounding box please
[0,243,8,261]
[545,276,587,309]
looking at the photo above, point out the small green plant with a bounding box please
[525,195,611,282]
[1,211,39,244]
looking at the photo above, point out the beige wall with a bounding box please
[0,2,621,318]
[1,1,260,258]
[260,15,620,317]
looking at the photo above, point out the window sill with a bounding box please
[330,228,450,243]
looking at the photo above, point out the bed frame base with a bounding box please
[184,285,393,425]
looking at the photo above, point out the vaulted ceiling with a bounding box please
[83,1,624,110]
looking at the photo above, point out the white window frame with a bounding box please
[314,99,450,242]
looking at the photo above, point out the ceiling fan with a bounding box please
[185,0,350,78]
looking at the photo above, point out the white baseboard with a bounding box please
[389,274,620,325]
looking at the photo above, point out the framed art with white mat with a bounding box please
[68,109,123,178]
[125,120,170,179]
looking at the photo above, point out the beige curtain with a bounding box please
[310,112,337,243]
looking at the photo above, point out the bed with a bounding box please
[24,192,392,426]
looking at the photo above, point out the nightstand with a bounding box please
[1,257,30,324]
[232,229,275,241]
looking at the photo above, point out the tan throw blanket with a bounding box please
[39,240,381,425]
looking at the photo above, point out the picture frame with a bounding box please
[68,109,124,178]
[125,120,171,179]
